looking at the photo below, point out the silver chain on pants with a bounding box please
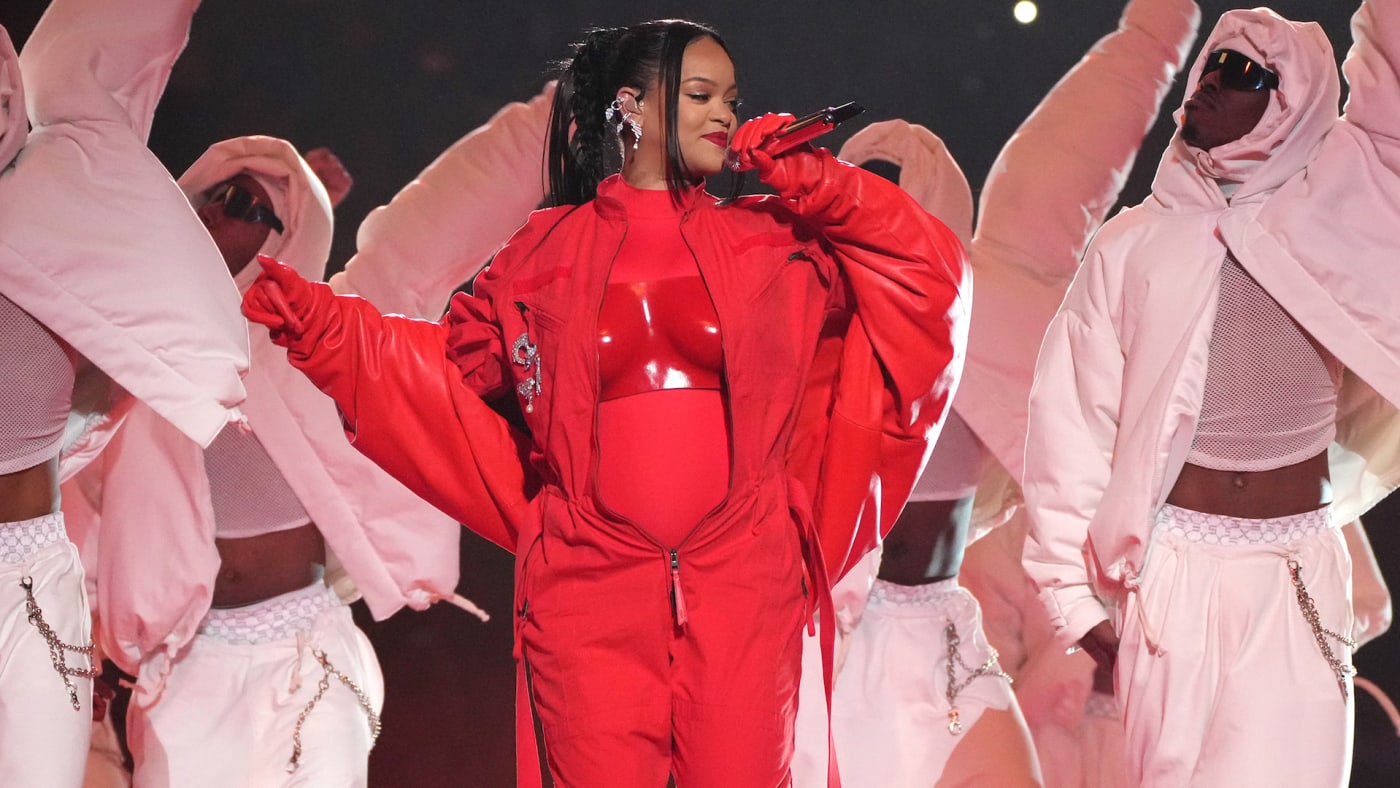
[1286,559,1356,701]
[20,576,100,711]
[286,648,382,773]
[944,621,1012,735]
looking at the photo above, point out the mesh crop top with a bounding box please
[0,293,74,475]
[1186,253,1343,472]
[204,424,312,539]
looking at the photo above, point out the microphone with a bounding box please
[726,101,865,171]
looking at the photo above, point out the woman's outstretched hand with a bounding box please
[242,254,310,342]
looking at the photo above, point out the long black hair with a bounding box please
[545,20,731,207]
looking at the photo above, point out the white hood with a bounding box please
[1152,8,1339,210]
[178,135,334,292]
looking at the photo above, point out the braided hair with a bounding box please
[546,20,730,207]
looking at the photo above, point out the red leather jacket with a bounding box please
[275,147,966,580]
[266,148,966,785]
[276,145,967,583]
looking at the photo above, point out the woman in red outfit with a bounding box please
[244,19,968,787]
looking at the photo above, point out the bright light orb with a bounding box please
[1013,1,1039,25]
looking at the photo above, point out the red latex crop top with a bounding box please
[598,277,722,401]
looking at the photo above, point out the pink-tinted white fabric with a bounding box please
[197,582,341,644]
[800,3,1200,784]
[330,84,556,319]
[1030,694,1129,788]
[0,0,247,462]
[0,511,67,564]
[793,567,1020,788]
[1023,0,1400,651]
[959,0,1201,506]
[127,585,383,788]
[907,409,988,502]
[179,136,334,292]
[0,518,93,788]
[1186,253,1342,472]
[960,513,1130,788]
[1117,505,1353,786]
[1342,519,1391,646]
[0,24,23,170]
[70,136,459,686]
[826,580,1016,786]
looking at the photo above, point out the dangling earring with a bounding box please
[604,97,625,133]
[607,95,642,151]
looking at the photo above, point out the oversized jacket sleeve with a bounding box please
[19,0,197,141]
[780,148,971,579]
[1021,240,1125,647]
[1341,0,1400,168]
[5,0,248,459]
[962,0,1199,485]
[268,284,532,554]
[329,84,555,319]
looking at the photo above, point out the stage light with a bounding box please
[1014,1,1038,25]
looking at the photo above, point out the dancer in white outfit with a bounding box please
[62,135,468,788]
[792,0,1199,783]
[1024,3,1400,785]
[0,2,248,783]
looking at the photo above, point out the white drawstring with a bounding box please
[1123,573,1168,657]
[440,592,490,623]
[289,631,307,693]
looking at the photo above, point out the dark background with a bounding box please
[7,2,1397,785]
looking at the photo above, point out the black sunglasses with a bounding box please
[208,182,284,234]
[1201,49,1279,92]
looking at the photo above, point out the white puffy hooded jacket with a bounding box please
[77,136,460,685]
[1023,1,1400,648]
[0,0,248,462]
[837,0,1201,532]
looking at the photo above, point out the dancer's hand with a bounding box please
[304,147,353,208]
[1076,620,1120,674]
[242,254,311,341]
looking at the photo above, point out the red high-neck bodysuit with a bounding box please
[595,179,729,547]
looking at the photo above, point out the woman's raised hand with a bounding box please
[727,113,800,191]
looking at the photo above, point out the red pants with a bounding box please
[519,493,807,787]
